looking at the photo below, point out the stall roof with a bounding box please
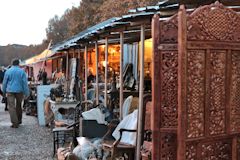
[48,14,154,54]
[48,3,180,53]
[50,17,124,52]
[51,0,240,53]
[157,0,240,7]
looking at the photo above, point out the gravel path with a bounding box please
[0,102,54,160]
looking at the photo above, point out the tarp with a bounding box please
[24,49,52,65]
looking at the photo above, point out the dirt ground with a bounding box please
[0,102,54,160]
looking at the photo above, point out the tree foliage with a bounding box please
[46,0,159,44]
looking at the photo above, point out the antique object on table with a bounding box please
[123,63,136,91]
[50,84,64,101]
[24,84,37,116]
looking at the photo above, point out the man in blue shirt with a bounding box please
[2,59,29,128]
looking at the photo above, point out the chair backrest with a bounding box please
[122,95,133,118]
[79,118,108,138]
[112,94,152,145]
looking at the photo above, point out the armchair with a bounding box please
[102,94,152,160]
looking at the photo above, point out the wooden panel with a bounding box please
[184,2,240,160]
[160,50,178,128]
[153,11,179,160]
[237,136,240,160]
[151,14,161,160]
[152,2,240,160]
[187,2,240,42]
[160,133,177,160]
[186,143,198,160]
[200,139,232,159]
[230,51,240,133]
[160,14,178,44]
[177,5,187,160]
[186,50,205,139]
[208,50,227,135]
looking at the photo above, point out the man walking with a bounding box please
[2,59,29,128]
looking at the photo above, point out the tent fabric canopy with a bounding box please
[24,49,52,65]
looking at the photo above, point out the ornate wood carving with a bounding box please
[186,50,205,138]
[230,51,240,133]
[238,138,240,159]
[152,14,161,160]
[208,50,226,135]
[161,15,178,43]
[186,144,197,160]
[153,2,240,160]
[187,2,240,42]
[160,133,177,160]
[201,140,231,160]
[161,51,178,128]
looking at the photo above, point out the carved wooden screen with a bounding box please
[152,12,179,160]
[152,2,240,160]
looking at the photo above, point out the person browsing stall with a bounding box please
[2,59,29,128]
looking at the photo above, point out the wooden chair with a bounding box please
[102,94,152,160]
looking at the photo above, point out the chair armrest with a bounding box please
[119,128,136,134]
[66,121,79,129]
[107,119,120,128]
[113,128,137,147]
[102,119,120,140]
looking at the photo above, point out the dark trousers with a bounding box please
[7,93,23,125]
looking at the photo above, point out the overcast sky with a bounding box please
[0,0,80,46]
